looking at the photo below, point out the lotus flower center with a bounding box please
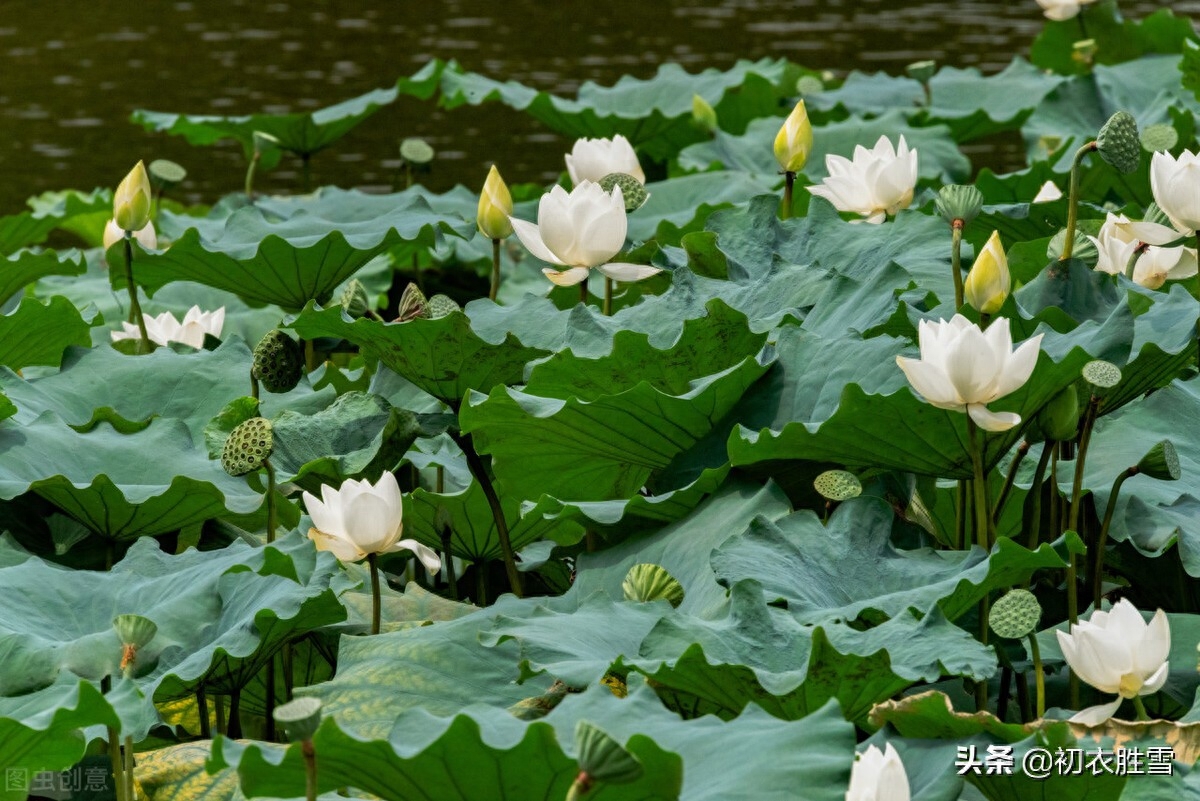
[1118,673,1144,699]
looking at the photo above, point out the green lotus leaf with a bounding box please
[709,498,1082,625]
[120,189,472,310]
[0,249,87,307]
[0,188,110,255]
[130,84,400,159]
[288,302,549,406]
[0,296,96,372]
[461,352,769,503]
[625,171,780,244]
[1032,6,1194,76]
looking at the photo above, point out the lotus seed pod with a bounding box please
[622,564,684,608]
[1096,111,1140,175]
[934,184,983,226]
[1034,385,1080,443]
[340,278,372,319]
[148,159,187,191]
[273,697,323,742]
[252,330,304,393]
[113,614,158,648]
[813,470,862,502]
[988,589,1042,640]
[426,294,462,318]
[395,282,429,322]
[1140,124,1178,154]
[1082,360,1122,396]
[906,60,936,84]
[221,417,274,476]
[1137,440,1181,481]
[599,172,648,212]
[399,137,435,165]
[574,721,644,785]
[1047,228,1097,263]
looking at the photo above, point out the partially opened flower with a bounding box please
[896,315,1042,431]
[565,135,644,186]
[1088,212,1197,289]
[477,164,514,240]
[111,305,224,349]
[1035,0,1098,21]
[846,743,910,801]
[509,181,661,286]
[964,231,1010,314]
[808,135,918,223]
[1057,599,1170,726]
[302,472,441,571]
[103,218,157,251]
[113,160,153,233]
[1150,150,1200,234]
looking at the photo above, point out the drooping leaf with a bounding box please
[0,296,96,372]
[0,249,87,307]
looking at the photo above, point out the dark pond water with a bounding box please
[0,0,1191,211]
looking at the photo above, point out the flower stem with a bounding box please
[1061,142,1098,261]
[123,235,151,353]
[123,734,134,801]
[264,458,278,544]
[579,281,589,306]
[107,725,125,801]
[490,238,501,301]
[951,220,965,308]
[367,552,381,636]
[228,688,242,738]
[251,376,260,401]
[604,277,613,316]
[1132,695,1150,722]
[1025,444,1053,552]
[1093,468,1135,610]
[1027,633,1046,719]
[994,440,1030,525]
[197,686,210,738]
[454,432,523,598]
[302,739,318,801]
[954,480,967,550]
[781,171,795,220]
[245,151,260,198]
[969,420,992,712]
[439,524,458,601]
[301,153,312,193]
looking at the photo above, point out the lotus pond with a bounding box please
[7,1,1200,800]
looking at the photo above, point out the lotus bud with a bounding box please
[113,160,153,233]
[1136,440,1181,481]
[599,172,648,212]
[273,697,323,742]
[1082,360,1122,397]
[1034,385,1080,442]
[813,470,862,502]
[773,99,813,173]
[906,60,936,84]
[221,417,274,476]
[399,137,435,165]
[340,278,372,319]
[477,165,514,240]
[252,330,304,394]
[1096,111,1140,175]
[964,231,1010,314]
[691,94,718,133]
[622,564,684,608]
[395,282,429,322]
[426,294,462,318]
[568,721,643,800]
[989,589,1042,640]
[934,185,983,226]
[148,159,187,192]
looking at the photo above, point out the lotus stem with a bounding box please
[1015,670,1032,723]
[107,725,125,801]
[1093,467,1135,610]
[1068,395,1101,621]
[454,431,524,598]
[264,458,278,543]
[604,277,614,316]
[197,686,210,738]
[215,694,226,735]
[123,235,151,353]
[781,171,795,220]
[439,525,458,602]
[265,655,277,741]
[303,338,316,372]
[367,552,382,636]
[579,282,589,306]
[245,151,260,198]
[251,375,260,401]
[1028,633,1046,719]
[968,420,991,712]
[302,739,318,801]
[1048,443,1061,540]
[436,465,444,493]
[951,219,965,308]
[1060,142,1098,261]
[475,561,487,606]
[954,480,967,550]
[301,153,312,192]
[283,643,294,701]
[490,238,501,301]
[1025,443,1054,553]
[123,734,134,801]
[1132,695,1149,721]
[994,439,1030,524]
[227,688,242,739]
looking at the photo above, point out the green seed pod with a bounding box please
[1096,111,1141,175]
[1047,228,1097,264]
[988,589,1042,640]
[1034,385,1080,442]
[813,470,862,502]
[1140,124,1179,154]
[221,417,274,476]
[252,330,304,394]
[426,294,462,318]
[1082,360,1122,396]
[148,159,187,191]
[622,564,684,608]
[399,137,435,165]
[934,184,983,226]
[113,614,158,648]
[599,173,648,212]
[395,283,429,322]
[574,721,644,785]
[906,60,936,84]
[1137,440,1181,481]
[273,697,323,742]
[340,278,372,319]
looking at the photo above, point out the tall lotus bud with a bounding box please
[692,94,718,133]
[114,161,153,232]
[773,100,813,173]
[477,165,514,240]
[964,231,1010,314]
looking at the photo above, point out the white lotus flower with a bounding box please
[808,135,918,224]
[896,314,1043,432]
[1032,181,1063,203]
[1151,150,1200,234]
[509,181,661,286]
[1035,0,1098,21]
[110,305,224,349]
[303,472,441,570]
[1088,212,1197,289]
[565,134,644,186]
[102,218,157,250]
[1057,599,1170,726]
[846,743,910,801]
